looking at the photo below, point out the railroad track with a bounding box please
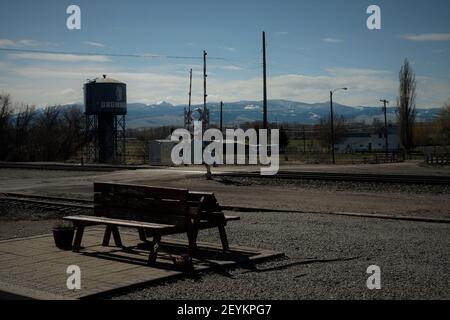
[0,192,448,224]
[0,193,93,214]
[213,171,450,185]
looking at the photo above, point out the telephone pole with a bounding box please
[187,68,192,129]
[380,99,389,157]
[262,31,268,130]
[188,68,192,113]
[203,50,208,128]
[220,101,223,132]
[330,90,335,164]
[302,126,306,153]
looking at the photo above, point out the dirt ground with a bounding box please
[1,161,449,219]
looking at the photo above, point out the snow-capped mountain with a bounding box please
[123,99,440,128]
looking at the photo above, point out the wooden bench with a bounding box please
[63,182,239,264]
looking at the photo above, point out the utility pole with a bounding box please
[220,101,223,133]
[330,90,335,164]
[187,68,192,130]
[262,31,268,130]
[302,126,306,153]
[380,99,389,157]
[203,50,208,128]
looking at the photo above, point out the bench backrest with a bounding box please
[93,182,189,226]
[188,191,221,218]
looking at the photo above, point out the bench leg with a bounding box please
[102,226,122,247]
[72,225,85,252]
[187,229,198,256]
[111,226,123,247]
[138,228,147,242]
[218,224,229,251]
[102,225,112,246]
[147,235,161,265]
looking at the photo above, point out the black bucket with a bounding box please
[53,228,75,250]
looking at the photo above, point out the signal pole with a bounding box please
[380,99,389,157]
[203,50,208,128]
[262,31,268,130]
[220,101,223,132]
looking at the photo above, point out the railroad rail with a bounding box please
[213,171,450,185]
[0,162,149,172]
[0,193,93,214]
[0,192,448,224]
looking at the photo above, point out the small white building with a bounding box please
[148,138,257,166]
[148,140,178,166]
[336,126,400,152]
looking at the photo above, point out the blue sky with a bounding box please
[0,0,449,108]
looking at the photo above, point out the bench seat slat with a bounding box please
[94,206,187,225]
[63,215,179,230]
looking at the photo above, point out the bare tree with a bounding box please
[0,94,13,160]
[318,114,347,149]
[33,106,62,161]
[60,106,85,159]
[397,59,416,151]
[13,103,36,161]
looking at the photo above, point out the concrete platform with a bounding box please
[0,229,283,300]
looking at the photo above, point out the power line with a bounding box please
[0,47,226,61]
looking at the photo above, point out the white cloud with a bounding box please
[18,39,40,46]
[220,65,243,71]
[220,46,236,52]
[84,41,106,48]
[323,38,342,43]
[0,39,40,47]
[7,53,110,63]
[400,33,450,41]
[0,39,18,47]
[1,62,449,109]
[326,67,390,76]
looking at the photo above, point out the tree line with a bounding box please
[0,94,85,162]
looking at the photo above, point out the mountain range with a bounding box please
[121,100,440,128]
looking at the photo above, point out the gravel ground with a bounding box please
[1,204,448,299]
[0,168,101,180]
[104,212,449,300]
[0,205,65,240]
[1,164,449,299]
[214,176,450,195]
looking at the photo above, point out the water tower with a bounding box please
[84,75,127,164]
